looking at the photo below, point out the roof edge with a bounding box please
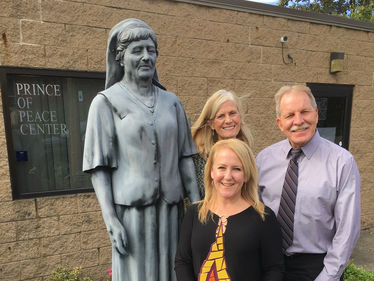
[174,0,374,32]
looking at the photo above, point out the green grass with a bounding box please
[344,263,374,281]
[47,267,92,281]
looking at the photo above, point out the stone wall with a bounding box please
[1,0,373,280]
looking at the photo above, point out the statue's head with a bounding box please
[114,19,158,64]
[105,19,163,89]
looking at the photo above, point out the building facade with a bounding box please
[0,0,373,280]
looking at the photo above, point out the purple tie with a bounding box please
[277,148,302,252]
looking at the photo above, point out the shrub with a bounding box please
[344,263,374,281]
[107,268,112,281]
[48,266,92,281]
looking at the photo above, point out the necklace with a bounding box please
[216,215,228,236]
[120,81,156,109]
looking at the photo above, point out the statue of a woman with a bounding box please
[83,18,200,281]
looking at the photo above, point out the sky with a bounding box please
[247,0,279,5]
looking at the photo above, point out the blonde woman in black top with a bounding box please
[175,139,283,281]
[191,90,252,197]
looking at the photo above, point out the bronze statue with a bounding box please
[83,18,200,281]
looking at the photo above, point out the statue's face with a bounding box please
[122,38,157,81]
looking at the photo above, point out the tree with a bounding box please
[278,0,374,23]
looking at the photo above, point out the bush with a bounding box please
[48,267,92,281]
[344,263,374,281]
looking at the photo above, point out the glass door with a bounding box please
[307,83,353,149]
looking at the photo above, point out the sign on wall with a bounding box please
[1,68,105,199]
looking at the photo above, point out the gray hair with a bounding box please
[115,26,158,62]
[105,18,162,89]
[274,85,317,117]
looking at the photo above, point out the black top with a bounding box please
[175,204,284,281]
[192,154,206,198]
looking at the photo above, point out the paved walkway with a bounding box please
[350,227,374,271]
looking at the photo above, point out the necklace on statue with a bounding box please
[121,81,155,109]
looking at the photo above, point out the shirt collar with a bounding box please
[301,130,320,160]
[101,82,160,119]
[100,82,131,119]
[281,130,321,160]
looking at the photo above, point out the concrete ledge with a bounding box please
[351,228,374,271]
[174,0,374,32]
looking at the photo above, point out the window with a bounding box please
[0,67,105,199]
[307,83,353,149]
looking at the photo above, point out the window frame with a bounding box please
[0,66,105,199]
[307,83,353,150]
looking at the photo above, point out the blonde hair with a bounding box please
[198,139,265,223]
[274,84,317,118]
[191,90,253,160]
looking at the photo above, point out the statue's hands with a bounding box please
[91,170,128,255]
[180,157,201,203]
[106,217,128,256]
[189,191,201,203]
